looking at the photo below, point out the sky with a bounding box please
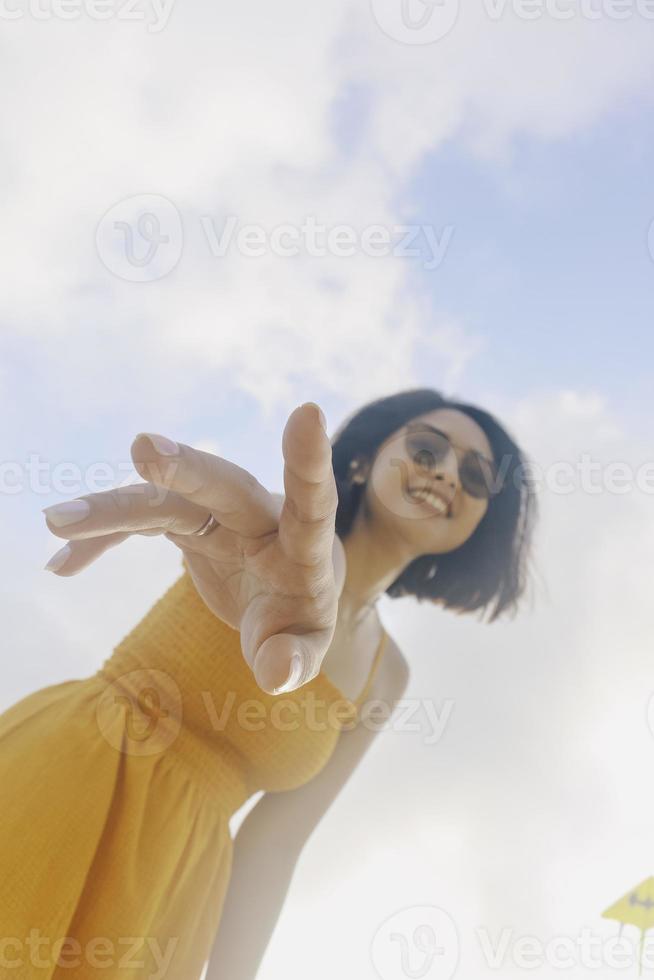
[1,0,654,977]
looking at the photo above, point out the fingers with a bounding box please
[244,402,337,695]
[44,532,131,576]
[130,434,279,538]
[278,403,338,568]
[42,482,213,540]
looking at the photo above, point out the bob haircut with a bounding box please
[330,388,538,623]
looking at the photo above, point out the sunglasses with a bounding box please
[404,422,500,500]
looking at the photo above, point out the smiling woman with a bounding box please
[0,390,537,980]
[331,388,538,622]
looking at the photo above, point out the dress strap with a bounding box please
[350,629,389,708]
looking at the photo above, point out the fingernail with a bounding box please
[44,544,71,572]
[302,402,326,432]
[135,433,179,456]
[273,653,304,694]
[254,649,304,695]
[42,500,90,527]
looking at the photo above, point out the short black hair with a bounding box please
[331,387,538,623]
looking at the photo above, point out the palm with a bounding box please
[181,520,338,651]
[155,402,339,688]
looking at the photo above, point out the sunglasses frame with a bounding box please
[403,421,501,500]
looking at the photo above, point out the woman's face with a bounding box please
[365,407,495,555]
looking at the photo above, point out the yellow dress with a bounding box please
[0,560,388,979]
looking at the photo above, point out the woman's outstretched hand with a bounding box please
[42,402,340,695]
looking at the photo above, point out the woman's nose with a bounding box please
[432,459,459,492]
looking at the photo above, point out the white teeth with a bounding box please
[409,488,448,514]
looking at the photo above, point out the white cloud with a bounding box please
[2,2,653,408]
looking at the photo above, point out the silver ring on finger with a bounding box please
[192,513,220,537]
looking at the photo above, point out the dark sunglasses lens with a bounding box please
[460,453,495,498]
[405,429,450,470]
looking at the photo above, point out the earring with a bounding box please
[426,562,438,580]
[348,459,367,485]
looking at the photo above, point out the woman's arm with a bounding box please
[204,640,409,980]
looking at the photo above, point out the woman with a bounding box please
[0,388,537,979]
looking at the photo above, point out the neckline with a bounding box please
[315,627,389,707]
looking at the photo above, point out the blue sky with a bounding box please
[406,99,654,431]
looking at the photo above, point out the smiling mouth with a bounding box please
[404,483,452,518]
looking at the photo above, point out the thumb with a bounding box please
[252,631,328,695]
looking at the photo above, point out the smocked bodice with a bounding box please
[95,566,387,817]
